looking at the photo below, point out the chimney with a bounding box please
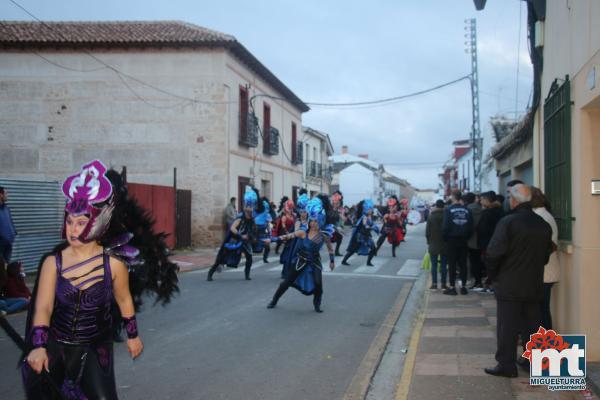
[341,145,348,154]
[358,153,369,160]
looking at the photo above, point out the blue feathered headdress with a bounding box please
[306,197,326,227]
[296,194,309,212]
[362,199,375,215]
[244,187,258,208]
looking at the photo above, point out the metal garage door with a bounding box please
[0,179,64,273]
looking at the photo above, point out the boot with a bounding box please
[341,253,351,266]
[366,251,375,266]
[245,272,251,281]
[263,247,270,264]
[392,246,397,258]
[207,265,217,281]
[313,295,323,313]
[267,285,285,308]
[335,241,343,257]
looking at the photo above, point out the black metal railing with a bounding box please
[293,141,303,165]
[265,126,279,156]
[239,112,259,147]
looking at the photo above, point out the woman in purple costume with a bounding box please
[21,160,178,400]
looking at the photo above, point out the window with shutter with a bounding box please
[544,76,573,240]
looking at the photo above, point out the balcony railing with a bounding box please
[239,112,259,147]
[307,161,325,178]
[264,126,279,156]
[293,141,303,165]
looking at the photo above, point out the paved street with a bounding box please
[0,225,427,400]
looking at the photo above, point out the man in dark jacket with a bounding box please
[484,184,552,378]
[442,190,473,295]
[464,192,483,289]
[426,200,447,289]
[477,191,505,291]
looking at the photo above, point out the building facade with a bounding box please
[330,147,382,207]
[534,0,600,361]
[0,21,308,246]
[301,127,334,197]
[476,0,600,361]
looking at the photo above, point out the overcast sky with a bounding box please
[1,0,533,189]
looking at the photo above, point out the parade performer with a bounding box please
[207,187,259,281]
[279,194,309,279]
[253,197,273,263]
[341,199,379,266]
[371,195,405,258]
[273,197,295,256]
[330,191,346,256]
[267,195,335,313]
[400,198,409,239]
[20,160,179,400]
[295,194,309,231]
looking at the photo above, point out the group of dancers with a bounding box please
[5,159,409,399]
[208,187,410,313]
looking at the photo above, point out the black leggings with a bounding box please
[23,338,118,400]
[271,263,323,307]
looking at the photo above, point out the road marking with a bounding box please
[354,262,383,274]
[268,266,282,272]
[396,259,422,277]
[225,260,265,272]
[322,271,406,280]
[173,260,194,266]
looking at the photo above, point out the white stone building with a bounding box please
[330,147,382,207]
[0,21,309,246]
[300,127,334,197]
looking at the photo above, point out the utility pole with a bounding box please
[465,18,482,192]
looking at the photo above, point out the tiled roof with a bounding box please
[0,20,235,45]
[490,107,535,160]
[0,21,309,112]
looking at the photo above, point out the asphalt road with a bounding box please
[0,224,427,400]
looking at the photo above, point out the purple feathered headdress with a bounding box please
[61,160,114,242]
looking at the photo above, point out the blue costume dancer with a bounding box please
[208,187,259,281]
[341,199,379,266]
[267,196,335,313]
[253,198,273,263]
[279,194,309,279]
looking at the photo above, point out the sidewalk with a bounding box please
[400,289,598,400]
[169,247,217,272]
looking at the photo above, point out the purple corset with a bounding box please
[51,251,113,344]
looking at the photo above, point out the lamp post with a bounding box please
[464,18,482,192]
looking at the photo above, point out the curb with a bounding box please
[394,288,429,400]
[343,282,414,400]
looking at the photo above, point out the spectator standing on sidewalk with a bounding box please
[530,187,560,330]
[426,200,447,290]
[504,179,524,212]
[0,187,17,262]
[484,184,552,378]
[224,197,237,230]
[464,192,483,290]
[477,191,505,292]
[442,190,473,296]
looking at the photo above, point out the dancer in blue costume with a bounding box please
[207,187,259,281]
[341,199,379,266]
[279,194,309,279]
[253,197,273,263]
[267,196,335,313]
